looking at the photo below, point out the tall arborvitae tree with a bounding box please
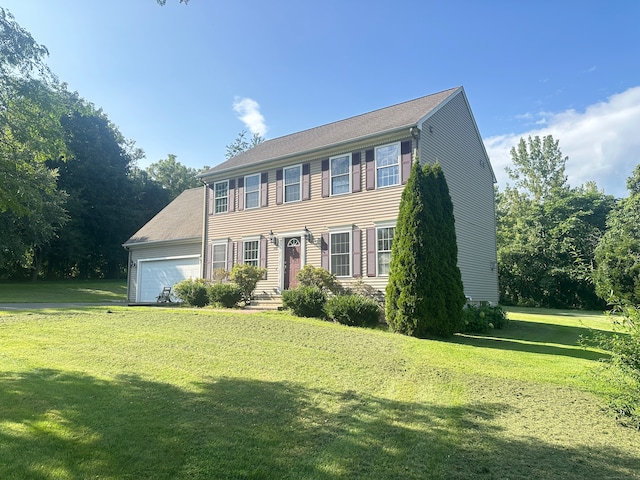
[386,159,464,337]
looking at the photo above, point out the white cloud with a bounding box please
[485,85,640,198]
[232,97,268,137]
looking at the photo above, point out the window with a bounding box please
[243,240,259,266]
[376,143,400,188]
[245,174,260,209]
[330,154,351,195]
[211,243,227,271]
[377,227,395,275]
[330,231,351,277]
[214,181,228,214]
[284,165,301,202]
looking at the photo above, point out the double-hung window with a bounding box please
[377,226,395,275]
[376,143,400,188]
[243,240,259,266]
[330,231,351,277]
[330,154,351,195]
[214,180,229,214]
[245,174,260,209]
[284,165,301,202]
[211,243,227,271]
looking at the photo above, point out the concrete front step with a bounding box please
[245,295,283,311]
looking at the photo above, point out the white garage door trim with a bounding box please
[136,255,201,303]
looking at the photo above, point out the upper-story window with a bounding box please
[377,226,395,275]
[376,143,400,188]
[284,165,301,203]
[330,154,351,195]
[214,180,228,214]
[330,231,351,277]
[243,239,259,266]
[245,174,260,209]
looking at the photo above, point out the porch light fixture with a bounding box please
[303,226,313,242]
[130,260,136,269]
[268,230,278,246]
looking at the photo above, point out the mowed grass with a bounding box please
[0,306,638,479]
[0,280,126,303]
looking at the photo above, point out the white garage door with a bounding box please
[138,257,200,303]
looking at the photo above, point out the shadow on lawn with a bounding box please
[453,320,611,361]
[0,370,637,479]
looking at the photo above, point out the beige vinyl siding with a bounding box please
[419,91,499,303]
[206,143,411,294]
[126,240,201,303]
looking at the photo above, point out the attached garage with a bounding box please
[123,188,204,304]
[136,256,200,303]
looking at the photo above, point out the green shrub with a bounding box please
[207,282,243,308]
[296,265,342,294]
[282,286,326,318]
[230,264,267,305]
[461,304,507,333]
[325,294,381,327]
[173,278,209,307]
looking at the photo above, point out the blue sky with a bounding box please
[3,0,639,198]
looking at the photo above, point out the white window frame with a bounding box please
[330,153,351,196]
[214,180,229,214]
[375,142,401,188]
[376,225,395,276]
[211,242,227,272]
[330,230,351,278]
[244,173,260,210]
[243,237,260,266]
[283,164,302,203]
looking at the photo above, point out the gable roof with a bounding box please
[200,87,461,178]
[123,187,203,247]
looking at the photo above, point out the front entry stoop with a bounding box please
[244,293,283,311]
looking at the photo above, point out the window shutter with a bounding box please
[321,233,329,270]
[352,228,362,277]
[321,159,330,197]
[237,177,244,211]
[228,179,236,212]
[261,172,268,207]
[260,238,268,279]
[227,241,234,271]
[302,163,310,200]
[205,243,213,280]
[365,149,375,190]
[366,228,376,277]
[401,141,412,184]
[236,241,243,264]
[352,152,361,193]
[276,169,283,205]
[207,185,214,215]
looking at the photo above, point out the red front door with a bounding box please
[284,237,301,290]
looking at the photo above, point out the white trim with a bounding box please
[375,225,395,277]
[244,173,261,210]
[373,219,397,228]
[283,164,302,203]
[135,254,201,303]
[329,230,351,278]
[328,224,354,232]
[242,237,260,266]
[277,230,309,291]
[210,241,228,271]
[374,142,401,189]
[213,179,229,214]
[329,152,351,196]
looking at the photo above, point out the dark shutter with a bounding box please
[228,179,236,212]
[302,163,310,200]
[401,141,412,184]
[276,169,283,205]
[236,241,243,264]
[366,228,376,277]
[227,241,234,271]
[321,233,329,270]
[205,243,213,280]
[352,228,362,277]
[321,159,330,197]
[237,177,244,211]
[261,172,268,207]
[352,152,361,193]
[365,149,375,190]
[207,185,214,215]
[260,238,268,279]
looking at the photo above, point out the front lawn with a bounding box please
[0,306,638,479]
[0,280,126,303]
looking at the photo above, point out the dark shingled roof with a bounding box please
[200,87,461,177]
[123,187,203,246]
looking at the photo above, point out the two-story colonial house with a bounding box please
[124,86,499,305]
